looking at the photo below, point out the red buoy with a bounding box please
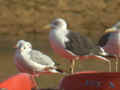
[59,71,120,90]
[0,73,37,90]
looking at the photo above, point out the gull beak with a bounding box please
[104,28,116,33]
[43,24,51,29]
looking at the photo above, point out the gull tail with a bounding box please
[89,46,114,63]
[90,46,114,57]
[49,68,64,73]
[99,47,116,58]
[55,68,64,73]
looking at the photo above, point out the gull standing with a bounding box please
[46,18,112,73]
[98,22,120,72]
[14,40,62,77]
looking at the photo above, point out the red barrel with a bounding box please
[59,71,120,90]
[0,73,37,90]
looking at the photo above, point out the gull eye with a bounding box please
[54,21,59,26]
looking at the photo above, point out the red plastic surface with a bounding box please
[0,73,37,90]
[59,71,120,90]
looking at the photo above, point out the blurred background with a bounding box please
[0,0,120,88]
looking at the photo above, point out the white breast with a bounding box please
[49,29,76,60]
[49,29,69,48]
[104,31,120,57]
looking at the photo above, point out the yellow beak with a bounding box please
[43,24,51,29]
[104,28,116,33]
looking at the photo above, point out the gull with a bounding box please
[98,22,120,72]
[45,18,112,73]
[14,40,62,77]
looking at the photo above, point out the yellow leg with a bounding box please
[71,60,75,74]
[105,60,111,72]
[115,56,119,72]
[100,58,111,72]
[93,56,112,72]
[109,61,112,72]
[71,56,80,74]
[100,57,111,72]
[104,59,111,72]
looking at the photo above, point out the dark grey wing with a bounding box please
[30,50,55,66]
[65,31,95,56]
[97,32,112,47]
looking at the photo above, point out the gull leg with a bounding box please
[32,72,40,89]
[115,56,119,72]
[102,59,111,72]
[31,75,38,90]
[104,59,111,72]
[34,77,39,89]
[71,60,75,74]
[109,61,112,72]
[71,56,79,74]
[94,56,112,72]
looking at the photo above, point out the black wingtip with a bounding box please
[56,68,64,73]
[104,54,116,58]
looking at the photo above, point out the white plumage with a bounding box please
[14,40,61,76]
[98,22,120,72]
[48,18,111,73]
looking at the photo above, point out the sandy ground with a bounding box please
[0,0,119,39]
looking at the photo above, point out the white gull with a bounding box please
[14,40,62,76]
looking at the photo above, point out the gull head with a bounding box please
[51,18,67,30]
[113,21,120,30]
[105,22,120,33]
[18,41,32,53]
[23,42,32,49]
[14,40,26,49]
[15,40,32,53]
